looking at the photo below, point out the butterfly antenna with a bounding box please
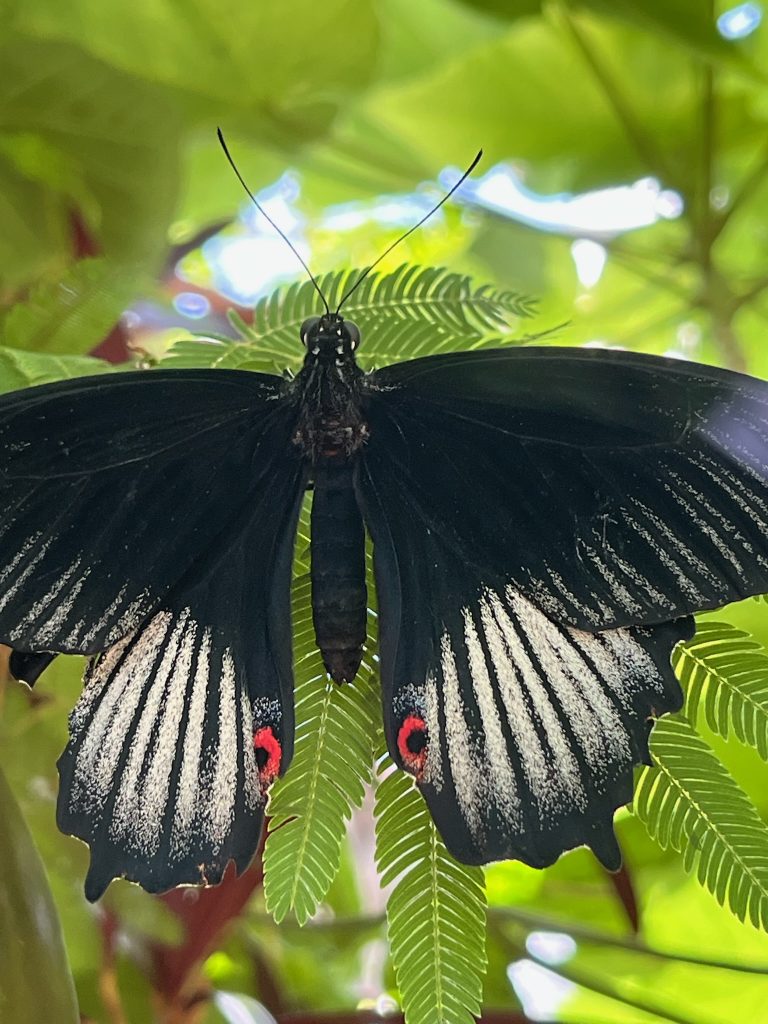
[216,128,330,315]
[335,149,483,313]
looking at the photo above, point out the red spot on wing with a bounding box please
[397,715,428,780]
[253,726,282,785]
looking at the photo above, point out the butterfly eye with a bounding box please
[253,725,282,785]
[345,320,361,350]
[397,714,429,779]
[300,316,321,346]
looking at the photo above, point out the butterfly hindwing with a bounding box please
[57,453,306,899]
[357,447,692,866]
[0,370,291,655]
[366,347,768,633]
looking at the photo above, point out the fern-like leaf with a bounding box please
[0,257,143,355]
[375,761,487,1024]
[633,714,768,929]
[263,503,379,925]
[0,345,113,395]
[675,620,768,760]
[161,265,535,374]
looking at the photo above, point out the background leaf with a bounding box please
[0,766,79,1024]
[675,620,768,760]
[375,763,487,1024]
[0,258,144,354]
[0,345,111,394]
[161,264,534,376]
[0,38,183,277]
[634,714,768,929]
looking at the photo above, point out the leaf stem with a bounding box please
[556,6,678,188]
[710,140,768,244]
[529,953,712,1024]
[491,906,768,974]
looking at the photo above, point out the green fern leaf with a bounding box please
[0,257,144,355]
[674,620,768,759]
[375,762,487,1024]
[633,714,768,929]
[0,345,113,394]
[160,265,535,374]
[263,502,379,925]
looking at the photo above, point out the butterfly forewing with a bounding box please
[366,347,768,633]
[0,370,289,654]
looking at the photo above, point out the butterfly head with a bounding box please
[300,313,360,361]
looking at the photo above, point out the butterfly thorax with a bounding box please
[290,313,368,462]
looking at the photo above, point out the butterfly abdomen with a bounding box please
[310,458,367,683]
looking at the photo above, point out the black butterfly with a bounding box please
[4,149,768,903]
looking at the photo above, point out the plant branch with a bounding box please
[531,954,710,1024]
[733,275,768,311]
[711,139,768,245]
[491,906,768,975]
[251,906,768,976]
[690,16,746,371]
[488,916,707,1024]
[711,315,746,371]
[557,6,678,188]
[607,245,692,301]
[696,50,715,269]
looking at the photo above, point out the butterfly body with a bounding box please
[310,458,367,682]
[290,313,367,461]
[288,314,370,681]
[4,318,768,898]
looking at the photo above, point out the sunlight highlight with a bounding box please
[508,960,576,1020]
[717,2,762,38]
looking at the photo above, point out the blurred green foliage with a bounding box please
[3,1,768,1023]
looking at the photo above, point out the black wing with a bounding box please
[365,347,768,632]
[58,460,304,899]
[0,370,292,653]
[0,370,306,897]
[355,345,768,867]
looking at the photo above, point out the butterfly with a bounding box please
[4,146,768,902]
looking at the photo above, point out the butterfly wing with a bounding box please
[1,369,306,897]
[0,370,294,654]
[355,345,768,866]
[365,347,768,631]
[58,459,304,899]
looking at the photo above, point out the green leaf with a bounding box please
[462,0,751,67]
[634,714,768,929]
[0,150,68,290]
[0,38,183,272]
[104,883,184,946]
[0,344,112,394]
[675,620,768,761]
[0,766,79,1024]
[375,0,502,85]
[263,502,379,925]
[15,0,378,139]
[356,13,764,194]
[161,265,534,375]
[1,257,143,355]
[578,0,752,67]
[375,764,487,1024]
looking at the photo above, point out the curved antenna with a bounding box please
[216,128,330,315]
[335,149,483,313]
